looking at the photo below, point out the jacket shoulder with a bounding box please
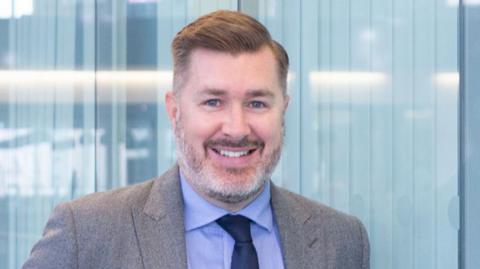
[272,185,359,223]
[272,184,370,269]
[68,179,155,215]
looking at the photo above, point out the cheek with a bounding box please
[253,115,284,144]
[180,112,220,142]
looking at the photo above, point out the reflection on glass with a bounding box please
[309,71,387,87]
[0,0,33,19]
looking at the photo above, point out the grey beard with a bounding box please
[203,168,270,204]
[174,113,284,205]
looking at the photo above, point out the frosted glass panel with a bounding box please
[0,0,96,267]
[253,0,459,269]
[0,0,239,267]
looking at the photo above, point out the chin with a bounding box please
[212,166,263,189]
[206,176,266,204]
[198,165,268,204]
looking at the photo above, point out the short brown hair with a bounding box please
[171,10,289,95]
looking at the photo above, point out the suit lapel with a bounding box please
[271,184,327,269]
[131,166,188,269]
[130,169,329,269]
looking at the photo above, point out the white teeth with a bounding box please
[219,150,249,158]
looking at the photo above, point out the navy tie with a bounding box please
[216,215,259,269]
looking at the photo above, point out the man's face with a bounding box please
[166,46,288,204]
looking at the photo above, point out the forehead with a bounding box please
[182,46,281,95]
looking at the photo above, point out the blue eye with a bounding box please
[204,99,221,107]
[249,101,266,109]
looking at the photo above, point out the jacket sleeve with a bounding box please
[22,202,78,269]
[357,218,370,269]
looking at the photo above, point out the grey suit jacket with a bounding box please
[23,166,370,269]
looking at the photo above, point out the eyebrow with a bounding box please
[245,89,275,98]
[196,88,227,97]
[195,88,275,99]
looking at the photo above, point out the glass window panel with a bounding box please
[0,0,96,267]
[252,0,459,268]
[463,2,480,269]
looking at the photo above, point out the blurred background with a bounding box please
[0,0,478,268]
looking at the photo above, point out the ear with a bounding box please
[165,91,178,131]
[283,95,290,112]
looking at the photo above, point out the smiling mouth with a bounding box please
[211,148,257,158]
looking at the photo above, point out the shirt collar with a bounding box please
[180,172,273,233]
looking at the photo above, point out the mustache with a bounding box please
[204,137,265,148]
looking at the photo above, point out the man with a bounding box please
[23,10,369,269]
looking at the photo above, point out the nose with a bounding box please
[221,104,251,139]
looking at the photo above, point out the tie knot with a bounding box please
[216,215,253,243]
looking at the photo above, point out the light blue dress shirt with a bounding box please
[180,174,285,269]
